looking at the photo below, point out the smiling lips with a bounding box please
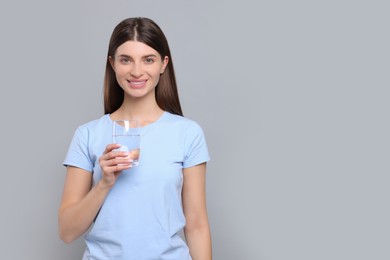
[128,80,147,89]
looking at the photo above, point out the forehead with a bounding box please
[115,40,160,57]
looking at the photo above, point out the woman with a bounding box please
[59,17,212,260]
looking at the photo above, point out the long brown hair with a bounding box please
[103,17,183,116]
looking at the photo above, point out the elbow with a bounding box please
[58,211,80,244]
[59,229,78,244]
[58,221,79,244]
[61,237,73,244]
[59,228,77,244]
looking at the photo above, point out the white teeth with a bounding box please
[131,81,144,85]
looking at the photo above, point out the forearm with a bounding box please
[185,224,212,260]
[58,181,110,243]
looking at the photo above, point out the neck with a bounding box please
[111,95,164,126]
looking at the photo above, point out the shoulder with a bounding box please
[78,114,109,129]
[163,113,207,143]
[74,114,110,137]
[164,112,203,130]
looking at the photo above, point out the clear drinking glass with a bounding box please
[112,119,140,166]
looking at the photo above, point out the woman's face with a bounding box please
[110,40,168,99]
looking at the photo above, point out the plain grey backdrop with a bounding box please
[1,0,389,259]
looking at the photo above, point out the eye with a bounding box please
[144,57,155,64]
[120,58,130,64]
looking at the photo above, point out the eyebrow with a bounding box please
[116,54,158,59]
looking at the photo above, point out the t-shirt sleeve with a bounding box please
[183,122,210,168]
[63,126,94,172]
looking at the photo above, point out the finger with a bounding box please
[100,159,130,172]
[103,143,121,154]
[102,154,133,168]
[100,151,130,164]
[113,156,133,166]
[103,164,132,176]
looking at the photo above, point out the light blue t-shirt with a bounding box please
[63,112,210,260]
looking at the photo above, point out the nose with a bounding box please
[130,62,143,77]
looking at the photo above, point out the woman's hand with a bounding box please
[99,143,132,188]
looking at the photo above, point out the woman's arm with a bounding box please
[58,144,132,243]
[182,163,212,260]
[58,166,110,243]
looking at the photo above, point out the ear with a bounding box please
[109,56,115,71]
[160,56,169,74]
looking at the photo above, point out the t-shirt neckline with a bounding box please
[106,111,168,132]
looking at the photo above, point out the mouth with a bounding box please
[127,80,147,89]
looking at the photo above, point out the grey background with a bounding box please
[1,0,389,259]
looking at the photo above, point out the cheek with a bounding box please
[146,68,161,80]
[152,73,161,85]
[114,68,128,82]
[114,67,127,77]
[115,72,123,83]
[114,71,128,88]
